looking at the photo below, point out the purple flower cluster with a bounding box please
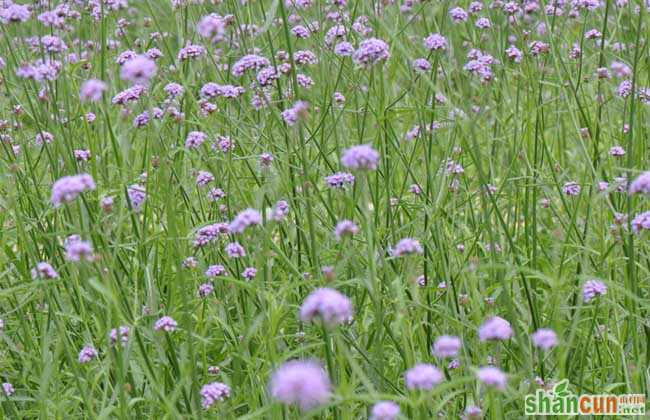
[80,79,107,102]
[334,220,359,240]
[31,262,59,279]
[51,174,96,207]
[632,211,650,234]
[432,335,462,358]
[200,382,231,409]
[269,360,331,411]
[582,280,607,302]
[127,185,147,212]
[64,235,94,262]
[353,38,390,67]
[325,172,355,189]
[389,238,423,257]
[299,287,353,326]
[193,223,229,248]
[478,316,513,341]
[370,401,400,420]
[340,144,380,171]
[78,345,98,363]
[476,366,507,390]
[120,55,156,85]
[229,209,262,234]
[629,171,650,195]
[154,316,177,332]
[404,363,444,390]
[232,54,270,77]
[109,326,130,347]
[531,328,558,350]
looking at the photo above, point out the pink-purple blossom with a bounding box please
[269,360,331,411]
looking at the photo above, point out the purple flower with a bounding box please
[198,283,214,297]
[78,345,98,363]
[432,335,462,358]
[269,200,290,221]
[225,242,246,258]
[463,405,483,420]
[1,4,31,23]
[120,55,156,85]
[242,267,257,280]
[80,79,107,102]
[506,45,523,63]
[109,326,130,346]
[64,235,94,262]
[200,382,231,409]
[1,382,14,397]
[197,13,226,41]
[449,7,469,22]
[183,256,198,269]
[133,111,149,128]
[208,188,226,201]
[412,58,431,73]
[256,66,279,87]
[531,328,558,350]
[196,171,214,187]
[35,131,54,146]
[476,366,507,390]
[291,25,310,38]
[608,146,626,157]
[632,211,650,234]
[229,208,262,234]
[325,24,347,46]
[177,43,205,61]
[630,171,650,195]
[616,80,633,98]
[281,101,309,126]
[475,17,491,28]
[582,280,607,302]
[334,220,359,240]
[164,82,184,98]
[127,185,146,212]
[478,316,513,341]
[205,264,226,278]
[116,50,137,65]
[154,316,177,332]
[31,262,59,279]
[340,144,380,170]
[294,50,318,65]
[325,172,355,189]
[269,360,331,411]
[300,288,353,327]
[146,48,162,60]
[562,181,581,196]
[74,149,91,162]
[353,38,390,67]
[112,85,146,105]
[185,131,207,149]
[404,363,444,390]
[390,238,423,257]
[334,41,355,56]
[611,61,631,78]
[51,174,96,207]
[370,401,400,420]
[200,83,245,99]
[193,223,229,248]
[423,33,448,51]
[232,54,270,77]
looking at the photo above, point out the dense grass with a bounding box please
[0,0,648,418]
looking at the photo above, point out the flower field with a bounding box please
[0,0,648,418]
